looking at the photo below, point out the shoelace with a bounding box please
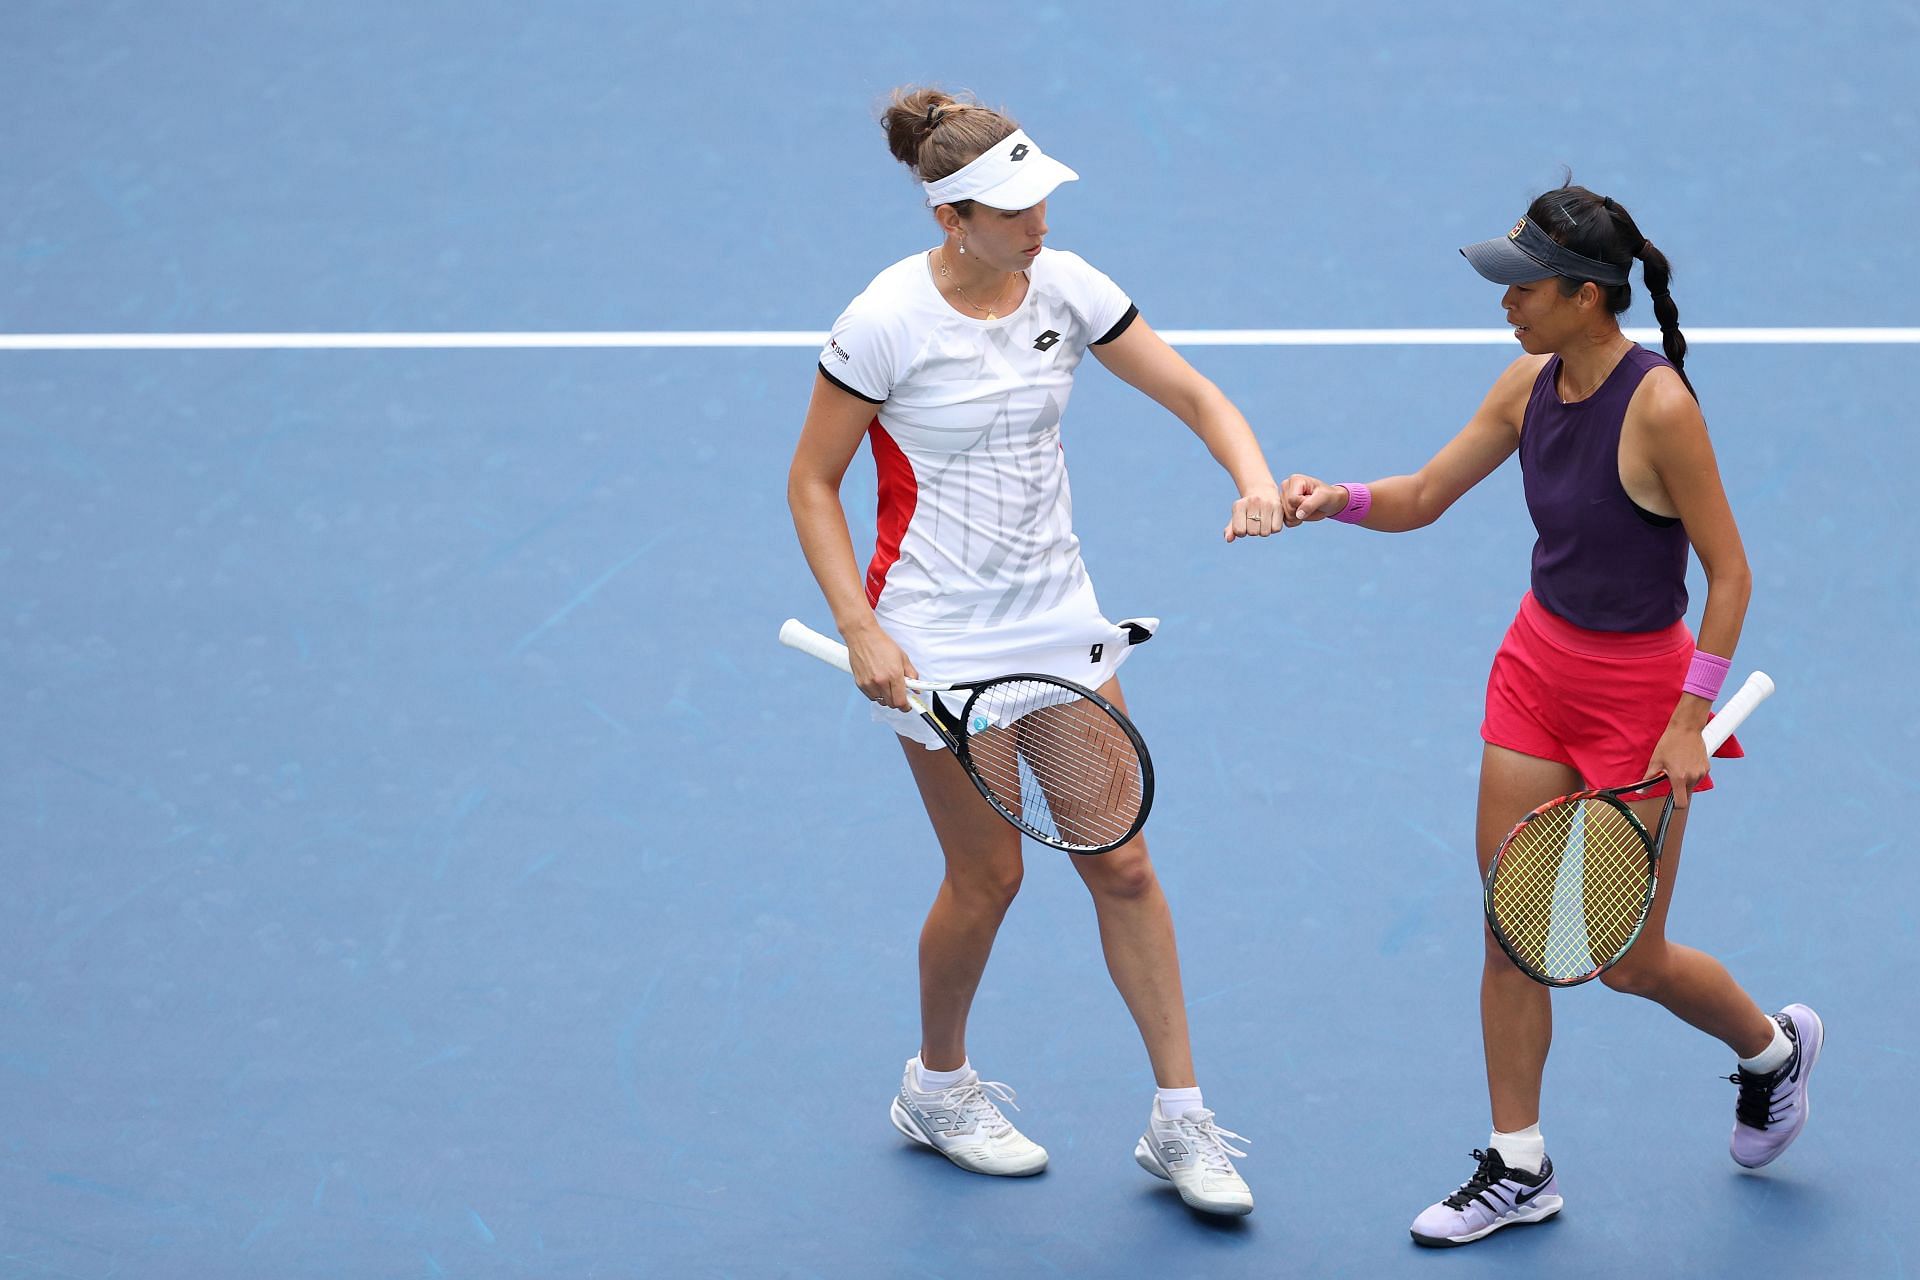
[1725,1059,1792,1128]
[1174,1109,1250,1174]
[1442,1149,1512,1210]
[935,1078,1022,1139]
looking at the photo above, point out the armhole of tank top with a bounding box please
[1619,357,1682,527]
[1630,500,1680,528]
[1517,357,1558,449]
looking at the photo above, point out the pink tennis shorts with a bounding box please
[1482,592,1742,796]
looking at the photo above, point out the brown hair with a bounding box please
[879,86,1017,217]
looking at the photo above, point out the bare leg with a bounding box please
[1477,745,1583,1133]
[900,737,1026,1071]
[1062,678,1196,1089]
[1596,799,1776,1056]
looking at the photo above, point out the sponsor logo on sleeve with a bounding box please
[827,338,852,363]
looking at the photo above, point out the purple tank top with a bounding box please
[1519,344,1690,632]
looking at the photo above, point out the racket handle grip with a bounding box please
[779,618,855,674]
[780,617,946,694]
[1702,670,1775,753]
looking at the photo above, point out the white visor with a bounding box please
[922,129,1078,211]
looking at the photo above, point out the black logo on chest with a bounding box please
[1033,330,1061,352]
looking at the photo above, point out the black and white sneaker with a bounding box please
[1409,1147,1562,1247]
[1729,1004,1823,1169]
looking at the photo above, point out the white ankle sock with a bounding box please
[1738,1017,1792,1075]
[1489,1124,1545,1175]
[912,1056,970,1092]
[1156,1086,1204,1119]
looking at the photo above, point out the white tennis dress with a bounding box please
[819,247,1151,748]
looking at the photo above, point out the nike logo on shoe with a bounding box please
[1512,1157,1554,1204]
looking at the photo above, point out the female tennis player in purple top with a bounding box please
[1280,184,1821,1246]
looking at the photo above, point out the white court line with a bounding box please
[1,327,1917,351]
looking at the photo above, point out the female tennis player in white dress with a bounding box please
[788,86,1284,1216]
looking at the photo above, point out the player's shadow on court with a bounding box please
[1726,1170,1830,1218]
[1132,1187,1254,1235]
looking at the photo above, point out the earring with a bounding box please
[956,238,967,255]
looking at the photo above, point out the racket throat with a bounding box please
[1649,791,1678,853]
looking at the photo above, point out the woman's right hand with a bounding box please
[1281,473,1350,524]
[844,620,918,711]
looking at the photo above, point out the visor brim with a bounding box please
[1459,237,1557,285]
[966,157,1079,211]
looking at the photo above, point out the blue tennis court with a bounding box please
[4,3,1916,1276]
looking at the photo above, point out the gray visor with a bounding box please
[1460,216,1630,286]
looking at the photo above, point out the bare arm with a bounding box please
[1092,318,1284,542]
[1630,368,1753,806]
[1281,355,1542,530]
[786,371,917,710]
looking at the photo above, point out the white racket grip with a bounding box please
[1701,671,1775,753]
[779,618,854,675]
[778,618,945,692]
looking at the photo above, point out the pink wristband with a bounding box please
[1331,482,1372,524]
[1682,650,1731,700]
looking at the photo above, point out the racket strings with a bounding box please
[962,679,1145,850]
[1490,797,1653,981]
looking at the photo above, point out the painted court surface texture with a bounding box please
[3,3,1916,1277]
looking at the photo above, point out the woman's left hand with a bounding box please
[1644,720,1711,809]
[1225,482,1286,542]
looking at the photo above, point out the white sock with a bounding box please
[912,1055,970,1093]
[1156,1085,1204,1120]
[1738,1017,1792,1076]
[1489,1124,1545,1176]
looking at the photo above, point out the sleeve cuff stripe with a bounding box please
[1093,304,1139,346]
[817,363,885,404]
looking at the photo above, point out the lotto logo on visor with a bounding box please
[922,129,1079,211]
[1509,218,1528,240]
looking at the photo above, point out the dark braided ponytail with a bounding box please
[1527,182,1697,400]
[1629,239,1692,399]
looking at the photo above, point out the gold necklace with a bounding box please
[937,246,1022,320]
[1562,338,1629,401]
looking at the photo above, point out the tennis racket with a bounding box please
[779,619,1154,855]
[1484,670,1775,987]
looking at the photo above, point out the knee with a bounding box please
[1482,945,1536,990]
[948,859,1024,913]
[1598,949,1667,999]
[1080,846,1158,901]
[1482,931,1527,978]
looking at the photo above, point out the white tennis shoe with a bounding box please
[1133,1101,1254,1216]
[888,1062,1047,1176]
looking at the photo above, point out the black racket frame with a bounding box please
[915,672,1154,856]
